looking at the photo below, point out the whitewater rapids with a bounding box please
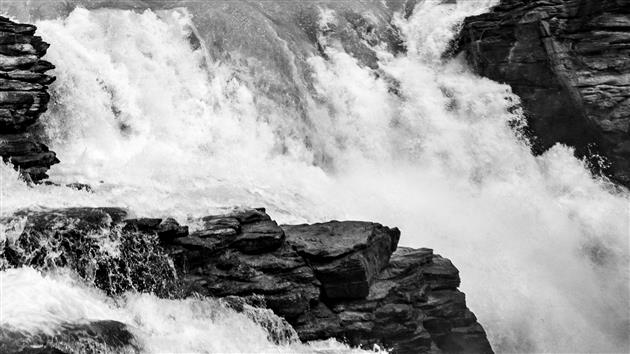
[1,0,629,353]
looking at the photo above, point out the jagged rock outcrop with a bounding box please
[0,16,57,182]
[456,0,630,185]
[1,207,493,354]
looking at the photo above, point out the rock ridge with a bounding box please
[1,207,493,354]
[0,16,57,182]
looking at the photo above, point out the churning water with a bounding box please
[1,0,629,352]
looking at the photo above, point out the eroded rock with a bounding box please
[0,207,493,353]
[0,16,57,182]
[167,208,491,353]
[284,221,400,300]
[456,0,630,185]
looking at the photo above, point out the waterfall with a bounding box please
[1,0,628,352]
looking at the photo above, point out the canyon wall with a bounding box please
[457,0,630,185]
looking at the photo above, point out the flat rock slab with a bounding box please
[7,207,128,231]
[283,221,400,299]
[174,208,284,255]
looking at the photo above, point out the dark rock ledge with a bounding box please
[1,207,493,354]
[455,0,630,185]
[0,16,58,182]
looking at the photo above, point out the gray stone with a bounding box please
[456,0,630,185]
[284,221,400,299]
[0,16,56,182]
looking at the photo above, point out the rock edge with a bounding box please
[0,16,58,182]
[2,207,493,354]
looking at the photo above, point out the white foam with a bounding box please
[0,268,379,353]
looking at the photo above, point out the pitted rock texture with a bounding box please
[0,16,57,182]
[457,0,630,185]
[1,207,493,354]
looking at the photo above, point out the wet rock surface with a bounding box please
[292,247,492,354]
[0,320,139,354]
[1,207,493,353]
[1,208,179,297]
[0,16,57,182]
[456,0,630,185]
[284,221,400,300]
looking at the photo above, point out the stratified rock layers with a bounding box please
[457,0,630,184]
[2,207,493,354]
[0,16,57,182]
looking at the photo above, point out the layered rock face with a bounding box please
[0,16,57,182]
[457,0,630,184]
[1,207,493,354]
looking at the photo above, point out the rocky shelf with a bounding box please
[0,15,58,182]
[1,207,493,354]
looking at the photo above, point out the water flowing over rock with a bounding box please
[1,208,180,297]
[1,207,493,354]
[2,1,628,352]
[0,16,57,182]
[1,320,139,354]
[456,0,630,185]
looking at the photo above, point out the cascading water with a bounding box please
[1,0,628,353]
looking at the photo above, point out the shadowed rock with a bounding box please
[0,16,57,182]
[1,207,493,354]
[1,207,180,297]
[284,221,400,300]
[456,0,630,185]
[166,208,492,353]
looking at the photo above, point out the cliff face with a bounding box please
[457,0,630,184]
[0,16,58,182]
[1,207,493,354]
